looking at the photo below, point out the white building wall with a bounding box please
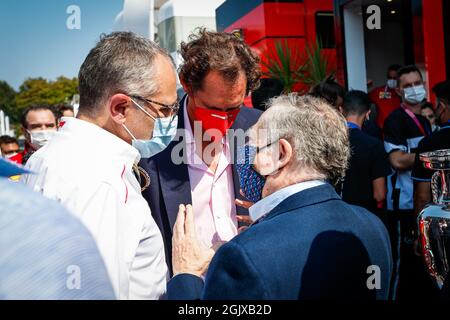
[343,5,368,92]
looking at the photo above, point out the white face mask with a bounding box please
[387,79,397,89]
[28,129,56,149]
[403,85,426,105]
[5,152,18,159]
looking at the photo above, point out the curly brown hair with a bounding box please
[179,28,261,95]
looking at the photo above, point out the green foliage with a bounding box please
[0,80,18,122]
[297,39,335,91]
[0,76,78,131]
[261,38,335,93]
[261,39,305,93]
[14,76,78,121]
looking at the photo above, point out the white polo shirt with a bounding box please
[21,117,168,300]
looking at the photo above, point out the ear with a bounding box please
[438,101,450,121]
[277,138,293,169]
[22,126,29,139]
[396,87,402,97]
[366,109,372,120]
[109,93,131,125]
[179,75,191,96]
[338,106,344,115]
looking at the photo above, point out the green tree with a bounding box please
[0,80,18,122]
[15,76,78,119]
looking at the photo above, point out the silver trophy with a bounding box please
[418,149,450,289]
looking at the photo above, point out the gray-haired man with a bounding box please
[168,94,392,300]
[22,32,179,299]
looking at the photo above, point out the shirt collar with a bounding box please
[60,117,141,165]
[249,180,326,222]
[347,121,361,130]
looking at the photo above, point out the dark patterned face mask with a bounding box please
[236,137,281,203]
[236,144,266,203]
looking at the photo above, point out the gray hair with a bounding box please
[259,93,350,184]
[78,32,173,114]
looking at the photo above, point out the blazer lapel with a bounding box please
[157,95,192,230]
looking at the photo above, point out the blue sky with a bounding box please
[0,0,123,90]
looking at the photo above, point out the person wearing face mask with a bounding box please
[0,135,22,164]
[20,105,57,165]
[139,29,262,275]
[166,94,392,300]
[21,32,178,299]
[382,65,432,300]
[369,64,402,129]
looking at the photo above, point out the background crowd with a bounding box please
[1,29,449,300]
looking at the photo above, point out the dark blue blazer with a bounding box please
[167,183,393,300]
[139,95,262,274]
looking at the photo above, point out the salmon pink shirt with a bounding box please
[183,102,238,248]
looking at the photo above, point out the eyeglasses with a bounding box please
[255,140,278,153]
[130,95,180,121]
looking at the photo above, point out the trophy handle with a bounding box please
[431,171,442,204]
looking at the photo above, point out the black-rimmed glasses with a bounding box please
[130,95,180,122]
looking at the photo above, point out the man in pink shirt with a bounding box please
[183,102,239,248]
[140,29,262,274]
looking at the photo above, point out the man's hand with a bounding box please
[235,189,254,210]
[235,190,254,233]
[389,150,415,171]
[172,204,215,277]
[236,215,254,234]
[235,199,253,210]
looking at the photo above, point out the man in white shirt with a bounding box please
[22,32,179,299]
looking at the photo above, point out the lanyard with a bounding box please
[401,104,428,137]
[347,122,361,130]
